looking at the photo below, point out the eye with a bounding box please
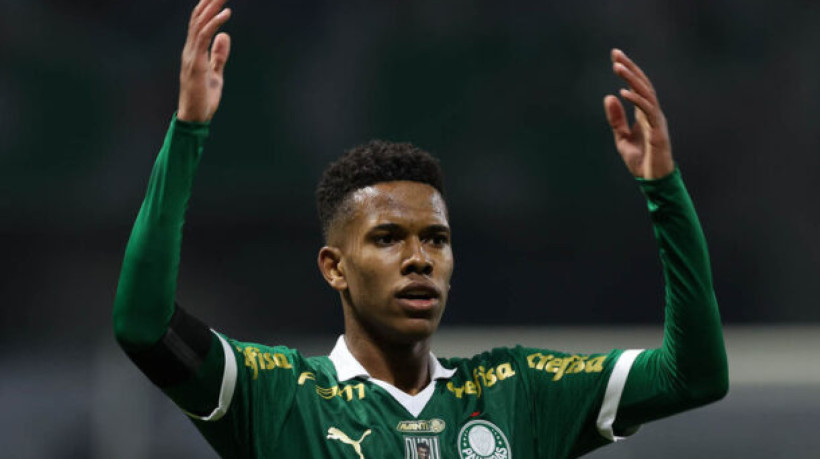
[374,234,397,246]
[427,234,450,247]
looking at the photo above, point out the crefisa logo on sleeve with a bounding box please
[458,420,511,459]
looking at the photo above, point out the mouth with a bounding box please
[395,283,441,313]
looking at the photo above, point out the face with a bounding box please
[321,181,453,344]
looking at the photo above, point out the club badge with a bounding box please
[458,420,511,459]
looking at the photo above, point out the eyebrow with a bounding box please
[424,224,451,234]
[369,223,450,233]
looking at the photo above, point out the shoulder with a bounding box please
[437,347,525,399]
[513,346,622,382]
[219,336,337,380]
[441,346,623,383]
[439,346,524,372]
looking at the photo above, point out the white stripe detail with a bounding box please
[596,349,643,442]
[184,333,237,422]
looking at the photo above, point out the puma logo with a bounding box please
[326,427,372,459]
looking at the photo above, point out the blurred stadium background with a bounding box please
[2,0,819,457]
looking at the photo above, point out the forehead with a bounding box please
[348,181,448,227]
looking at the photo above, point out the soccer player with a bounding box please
[113,0,728,457]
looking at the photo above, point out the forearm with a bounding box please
[113,115,209,350]
[615,169,728,429]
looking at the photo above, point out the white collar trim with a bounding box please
[329,335,457,382]
[328,335,457,417]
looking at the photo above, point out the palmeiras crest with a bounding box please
[457,420,511,459]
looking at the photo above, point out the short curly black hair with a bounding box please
[316,139,445,240]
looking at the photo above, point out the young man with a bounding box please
[113,0,728,457]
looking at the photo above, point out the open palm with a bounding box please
[603,49,674,180]
[177,0,232,123]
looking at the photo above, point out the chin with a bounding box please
[390,318,440,344]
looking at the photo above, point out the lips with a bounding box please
[395,282,441,313]
[396,282,440,299]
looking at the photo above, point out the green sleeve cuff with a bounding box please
[171,112,211,137]
[635,166,682,192]
[634,167,692,214]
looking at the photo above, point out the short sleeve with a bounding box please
[509,346,642,458]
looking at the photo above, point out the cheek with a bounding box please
[439,249,455,279]
[347,252,396,293]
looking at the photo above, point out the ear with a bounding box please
[318,246,347,291]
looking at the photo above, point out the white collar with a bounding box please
[329,335,457,382]
[328,335,457,417]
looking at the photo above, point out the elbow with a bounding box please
[112,303,166,352]
[712,369,730,401]
[683,367,729,407]
[113,312,145,351]
[696,376,729,405]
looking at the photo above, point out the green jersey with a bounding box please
[114,116,728,459]
[190,335,639,458]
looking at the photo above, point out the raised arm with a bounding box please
[603,49,728,434]
[113,0,232,416]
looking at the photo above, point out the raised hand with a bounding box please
[177,0,232,123]
[603,49,674,180]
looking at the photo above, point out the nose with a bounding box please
[400,237,433,276]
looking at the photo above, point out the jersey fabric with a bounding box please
[113,115,728,458]
[187,335,636,458]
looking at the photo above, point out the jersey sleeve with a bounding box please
[112,115,227,420]
[184,338,303,457]
[510,169,727,457]
[613,169,729,432]
[510,346,638,457]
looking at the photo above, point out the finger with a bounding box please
[195,0,228,23]
[196,8,232,52]
[210,32,231,75]
[613,62,657,105]
[611,49,652,88]
[189,0,217,37]
[611,48,659,107]
[619,88,659,127]
[634,106,650,129]
[191,0,229,37]
[603,95,629,139]
[191,0,210,24]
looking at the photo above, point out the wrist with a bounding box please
[636,165,680,186]
[173,111,210,128]
[171,112,210,138]
[176,108,210,124]
[638,165,676,182]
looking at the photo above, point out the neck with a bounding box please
[343,318,432,395]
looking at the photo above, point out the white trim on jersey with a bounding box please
[329,335,457,417]
[184,332,237,422]
[596,348,644,441]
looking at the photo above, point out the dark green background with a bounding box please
[3,0,819,345]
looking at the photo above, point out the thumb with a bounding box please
[210,32,231,76]
[603,94,629,139]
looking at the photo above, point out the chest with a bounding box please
[259,378,537,459]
